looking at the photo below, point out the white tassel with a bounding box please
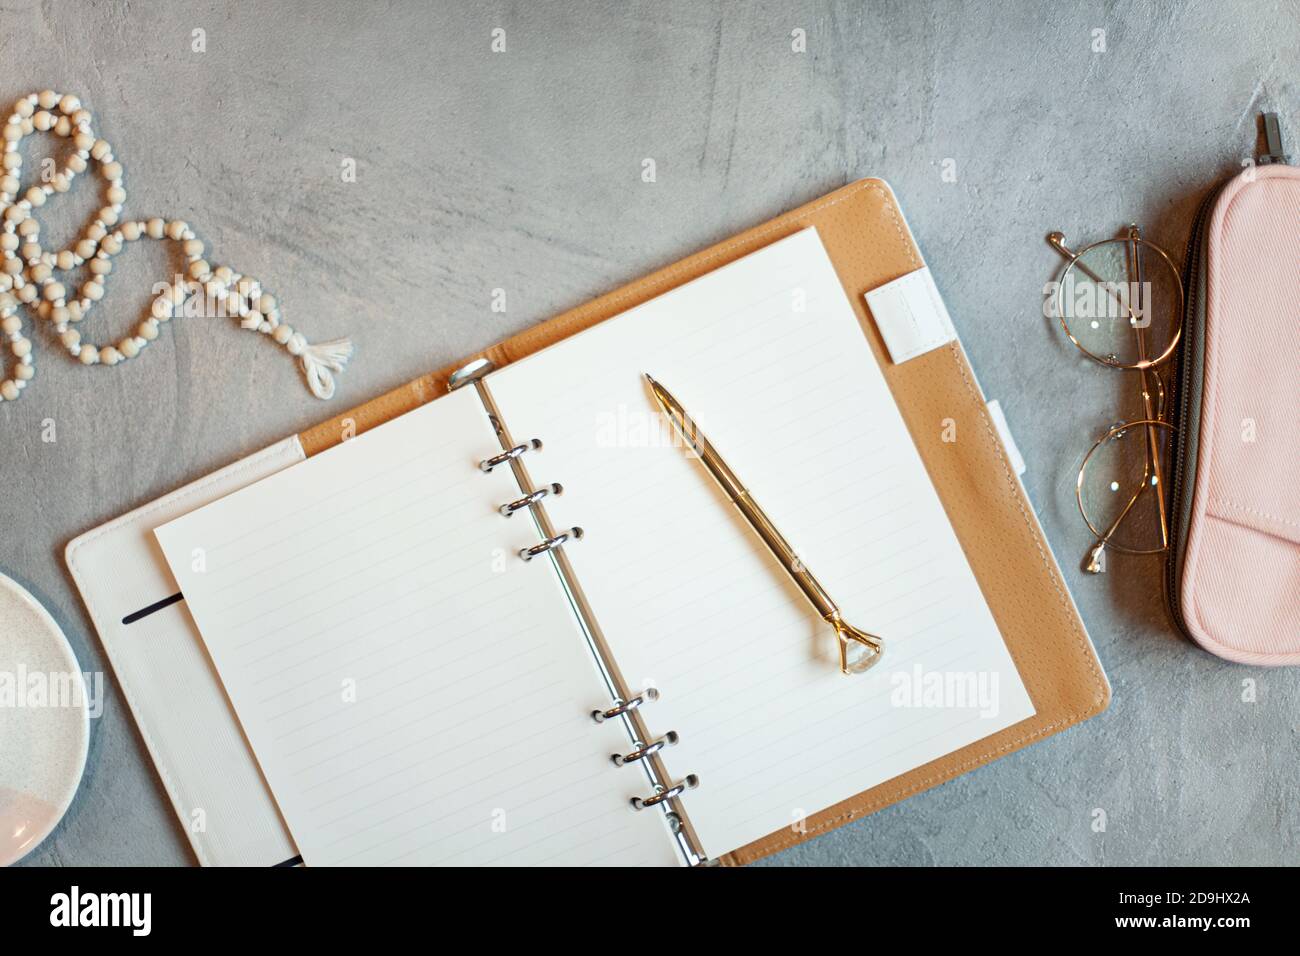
[300,338,353,400]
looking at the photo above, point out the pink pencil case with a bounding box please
[1166,115,1300,665]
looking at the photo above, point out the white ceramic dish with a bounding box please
[0,571,89,865]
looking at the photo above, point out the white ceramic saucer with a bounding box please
[0,571,89,865]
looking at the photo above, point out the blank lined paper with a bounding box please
[488,227,1035,859]
[156,386,678,867]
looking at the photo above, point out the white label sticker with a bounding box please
[864,266,956,364]
[985,399,1026,477]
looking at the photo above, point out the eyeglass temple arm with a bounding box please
[1126,226,1170,548]
[1083,456,1158,572]
[1047,232,1142,327]
[1094,470,1149,542]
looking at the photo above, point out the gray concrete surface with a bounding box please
[3,0,1297,867]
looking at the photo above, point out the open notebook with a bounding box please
[155,227,1035,866]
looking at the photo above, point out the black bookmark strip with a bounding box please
[120,589,303,870]
[121,591,185,625]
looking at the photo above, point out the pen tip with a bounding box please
[643,372,658,386]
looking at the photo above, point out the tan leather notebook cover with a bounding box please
[297,177,1109,866]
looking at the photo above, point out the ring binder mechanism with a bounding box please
[479,439,542,473]
[632,775,699,810]
[592,687,657,722]
[519,527,583,561]
[499,483,563,516]
[612,731,678,767]
[450,357,708,866]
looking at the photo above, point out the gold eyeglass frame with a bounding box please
[1047,225,1184,572]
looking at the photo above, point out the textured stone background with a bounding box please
[3,0,1296,866]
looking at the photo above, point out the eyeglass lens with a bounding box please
[1079,419,1174,554]
[1059,238,1181,369]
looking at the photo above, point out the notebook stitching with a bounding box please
[567,179,883,315]
[740,185,1104,861]
[65,436,306,867]
[66,438,304,556]
[949,348,1105,699]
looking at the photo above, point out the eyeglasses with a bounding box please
[1047,225,1183,574]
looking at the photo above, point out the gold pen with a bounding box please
[645,374,884,675]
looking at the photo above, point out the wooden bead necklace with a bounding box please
[0,90,352,403]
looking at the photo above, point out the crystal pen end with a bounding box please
[830,615,884,675]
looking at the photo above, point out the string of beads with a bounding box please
[0,90,352,403]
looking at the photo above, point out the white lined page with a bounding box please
[155,386,678,867]
[488,227,1035,859]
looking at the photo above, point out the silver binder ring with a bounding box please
[612,731,678,767]
[499,483,563,517]
[479,438,542,473]
[591,686,659,723]
[631,775,699,811]
[519,527,582,561]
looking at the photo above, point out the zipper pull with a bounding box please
[1259,112,1289,165]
